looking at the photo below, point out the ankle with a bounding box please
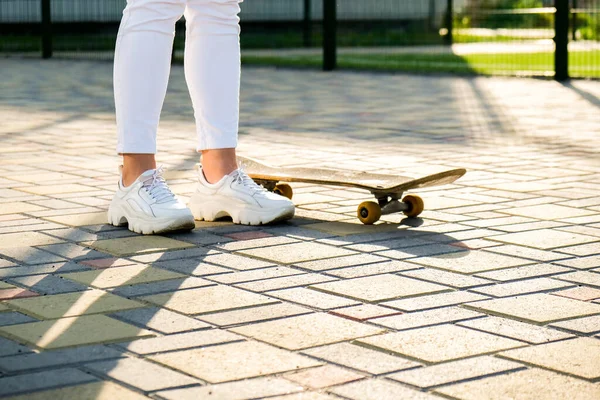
[122,168,146,187]
[122,154,156,186]
[201,148,238,184]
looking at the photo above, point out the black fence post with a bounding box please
[41,0,52,59]
[303,0,312,47]
[323,0,336,71]
[572,0,577,41]
[555,0,569,81]
[444,0,453,45]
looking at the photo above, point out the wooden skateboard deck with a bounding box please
[238,156,466,224]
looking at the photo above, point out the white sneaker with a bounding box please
[188,166,295,225]
[108,167,195,235]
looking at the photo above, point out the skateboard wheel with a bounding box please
[402,194,424,217]
[357,201,381,225]
[274,183,293,199]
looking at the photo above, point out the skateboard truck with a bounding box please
[357,193,424,225]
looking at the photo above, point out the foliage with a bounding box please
[459,0,553,29]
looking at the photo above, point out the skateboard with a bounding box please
[238,156,466,225]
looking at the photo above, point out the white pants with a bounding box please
[114,0,242,154]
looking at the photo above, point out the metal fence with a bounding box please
[1,0,598,80]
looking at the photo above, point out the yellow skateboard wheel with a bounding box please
[357,201,381,225]
[402,194,424,217]
[274,183,293,199]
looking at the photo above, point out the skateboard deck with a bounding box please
[238,156,466,224]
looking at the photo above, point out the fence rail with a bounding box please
[1,0,599,80]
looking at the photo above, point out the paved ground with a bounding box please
[1,58,600,399]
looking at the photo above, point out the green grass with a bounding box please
[2,34,598,78]
[242,50,600,78]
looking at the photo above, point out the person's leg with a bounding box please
[114,0,186,184]
[183,0,241,183]
[110,0,194,234]
[184,0,294,225]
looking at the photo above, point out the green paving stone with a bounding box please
[82,236,194,256]
[0,315,153,350]
[239,242,357,264]
[5,289,146,319]
[150,341,321,383]
[388,356,524,389]
[111,307,211,334]
[3,381,148,400]
[60,264,186,288]
[0,232,64,249]
[464,293,600,324]
[109,276,213,297]
[0,281,16,289]
[9,274,90,295]
[310,274,450,303]
[0,368,99,398]
[0,247,67,265]
[142,285,277,315]
[407,250,533,274]
[357,324,524,363]
[230,313,384,350]
[434,368,600,400]
[499,338,600,380]
[0,345,125,372]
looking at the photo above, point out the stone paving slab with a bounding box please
[357,324,525,363]
[4,289,146,319]
[230,313,385,350]
[0,315,154,350]
[2,58,600,398]
[434,368,600,400]
[150,341,321,383]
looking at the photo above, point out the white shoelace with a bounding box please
[231,168,269,196]
[142,166,176,203]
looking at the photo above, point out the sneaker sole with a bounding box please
[108,205,195,235]
[188,200,294,226]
